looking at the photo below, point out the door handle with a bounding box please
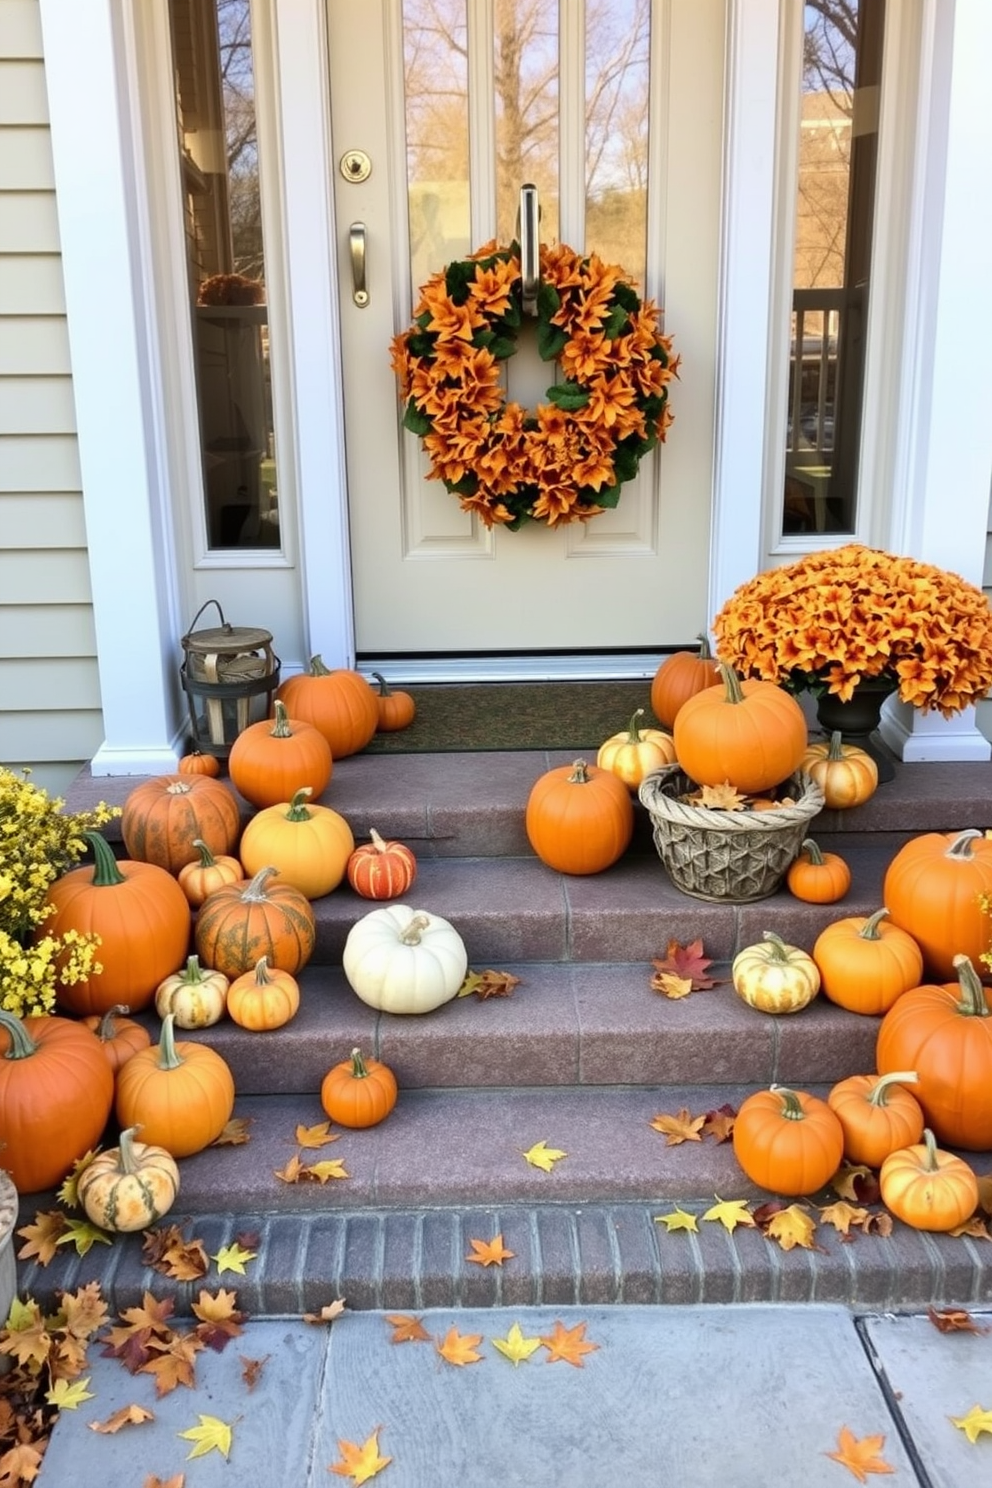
[349,222,369,307]
[518,184,539,316]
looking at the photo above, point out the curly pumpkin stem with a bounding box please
[192,838,222,868]
[695,633,714,660]
[399,913,432,945]
[155,1013,186,1071]
[919,1128,941,1171]
[950,954,990,1017]
[95,1004,133,1038]
[284,787,315,821]
[715,663,746,705]
[622,709,646,742]
[349,1047,372,1079]
[270,700,294,738]
[116,1125,145,1175]
[769,1084,806,1121]
[866,1071,919,1106]
[0,1008,41,1061]
[240,866,281,901]
[945,828,984,860]
[760,931,794,961]
[251,956,275,984]
[372,672,396,697]
[798,838,826,866]
[82,829,128,888]
[566,760,592,784]
[308,654,332,676]
[858,907,890,941]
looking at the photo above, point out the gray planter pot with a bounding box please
[0,1169,16,1331]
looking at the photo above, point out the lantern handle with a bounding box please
[183,599,229,640]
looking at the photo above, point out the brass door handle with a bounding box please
[349,223,369,307]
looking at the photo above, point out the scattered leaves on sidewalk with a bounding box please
[949,1404,992,1443]
[653,1207,698,1233]
[210,1116,253,1146]
[329,1426,392,1482]
[178,1412,235,1460]
[649,1108,705,1144]
[142,1224,209,1281]
[240,1354,269,1391]
[139,1329,205,1397]
[650,938,723,994]
[303,1299,348,1326]
[435,1327,484,1367]
[539,1320,599,1367]
[465,1234,514,1267]
[16,1210,68,1267]
[702,1196,755,1232]
[491,1322,542,1366]
[190,1290,247,1352]
[825,1425,895,1480]
[295,1120,340,1148]
[44,1376,95,1410]
[383,1315,431,1344]
[457,968,520,999]
[522,1140,567,1172]
[210,1242,258,1276]
[927,1306,991,1335]
[89,1403,155,1434]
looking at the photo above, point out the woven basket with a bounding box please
[637,766,825,903]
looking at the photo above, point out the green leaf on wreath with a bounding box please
[444,260,474,304]
[613,281,641,313]
[545,382,590,412]
[537,321,569,362]
[501,297,522,329]
[593,483,622,509]
[448,473,479,496]
[403,401,433,436]
[602,305,629,341]
[489,335,518,361]
[407,332,436,358]
[536,282,561,320]
[613,440,642,483]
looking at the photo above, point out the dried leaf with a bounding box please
[949,1404,992,1443]
[329,1426,392,1483]
[701,1196,755,1233]
[191,1289,246,1351]
[295,1121,339,1149]
[303,1299,347,1326]
[832,1163,881,1205]
[143,1477,185,1488]
[977,1173,992,1215]
[649,1108,706,1145]
[456,972,484,999]
[465,1234,514,1268]
[653,1207,698,1233]
[694,781,748,810]
[521,1140,566,1172]
[90,1403,155,1434]
[949,1215,991,1240]
[435,1327,484,1367]
[177,1413,234,1460]
[210,1117,252,1146]
[142,1226,209,1282]
[383,1315,430,1344]
[762,1205,819,1252]
[0,1443,44,1485]
[819,1201,870,1235]
[651,972,694,1000]
[470,969,520,999]
[16,1211,68,1267]
[0,1298,52,1372]
[650,938,722,991]
[45,1375,95,1410]
[55,1148,101,1209]
[54,1217,113,1256]
[491,1322,542,1366]
[700,1106,737,1142]
[825,1426,895,1481]
[539,1320,599,1367]
[274,1153,305,1184]
[862,1210,893,1237]
[240,1354,269,1390]
[210,1242,257,1276]
[927,1306,991,1335]
[139,1331,205,1397]
[302,1159,349,1184]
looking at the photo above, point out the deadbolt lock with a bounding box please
[340,150,372,184]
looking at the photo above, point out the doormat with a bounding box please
[361,680,660,753]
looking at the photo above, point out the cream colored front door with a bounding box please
[328,0,724,666]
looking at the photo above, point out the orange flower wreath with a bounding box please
[390,240,678,529]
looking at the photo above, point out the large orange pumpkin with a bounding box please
[114,1013,235,1158]
[812,907,924,1016]
[650,634,721,729]
[732,1085,844,1196]
[0,1009,115,1193]
[121,774,242,873]
[194,865,316,977]
[875,953,992,1150]
[879,1128,979,1232]
[227,700,333,808]
[42,830,192,1016]
[525,758,634,874]
[826,1071,924,1168]
[238,787,354,898]
[672,664,808,794]
[274,656,379,758]
[883,828,992,981]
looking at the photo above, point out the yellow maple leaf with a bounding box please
[832,1163,875,1201]
[819,1200,869,1235]
[435,1327,484,1366]
[652,972,694,1000]
[465,1234,514,1267]
[210,1117,253,1146]
[696,781,748,809]
[0,1297,51,1372]
[329,1426,392,1483]
[178,1413,234,1460]
[295,1121,339,1148]
[456,972,484,998]
[89,1403,155,1434]
[701,1196,755,1232]
[210,1243,257,1276]
[825,1425,895,1481]
[764,1205,818,1252]
[949,1404,992,1443]
[522,1140,566,1172]
[15,1210,67,1267]
[649,1109,706,1145]
[653,1207,699,1233]
[55,1217,113,1256]
[45,1376,96,1410]
[274,1153,305,1184]
[492,1321,542,1366]
[304,1159,350,1183]
[56,1148,102,1209]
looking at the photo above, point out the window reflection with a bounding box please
[169,0,280,550]
[585,0,649,288]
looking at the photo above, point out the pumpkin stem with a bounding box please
[350,1047,371,1079]
[715,662,746,705]
[252,956,274,984]
[177,954,210,985]
[166,780,194,796]
[372,672,394,697]
[399,913,432,945]
[270,700,294,738]
[769,1084,806,1121]
[945,829,984,861]
[623,709,646,743]
[695,633,714,660]
[950,954,991,1017]
[761,931,793,962]
[866,1071,919,1107]
[82,829,128,887]
[155,1013,186,1072]
[192,838,221,868]
[0,1008,40,1061]
[566,760,592,784]
[858,907,890,941]
[117,1125,144,1175]
[919,1128,941,1172]
[309,654,332,676]
[285,787,314,821]
[826,731,846,761]
[95,1004,133,1039]
[367,827,388,853]
[241,866,280,901]
[798,838,825,866]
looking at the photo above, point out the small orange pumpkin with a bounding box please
[226,956,300,1031]
[813,907,924,1016]
[114,1013,235,1158]
[346,829,418,900]
[121,774,242,873]
[177,751,222,777]
[81,1004,153,1074]
[732,1084,844,1196]
[274,656,379,758]
[650,634,721,729]
[799,730,878,809]
[321,1047,398,1128]
[596,708,677,790]
[194,865,316,977]
[227,700,333,808]
[177,838,244,908]
[371,672,416,732]
[673,664,808,795]
[882,828,992,981]
[826,1071,925,1167]
[786,838,851,904]
[879,1128,979,1232]
[525,758,634,874]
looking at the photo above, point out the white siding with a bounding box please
[1,3,101,790]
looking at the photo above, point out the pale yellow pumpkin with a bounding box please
[154,954,229,1029]
[732,931,821,1014]
[77,1125,180,1232]
[596,708,677,790]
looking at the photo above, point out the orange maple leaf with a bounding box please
[539,1320,600,1367]
[384,1314,430,1344]
[435,1327,484,1366]
[240,1353,269,1390]
[928,1305,991,1335]
[329,1426,392,1483]
[650,938,722,990]
[825,1426,895,1481]
[138,1330,205,1396]
[210,1116,252,1145]
[191,1289,246,1351]
[649,1108,706,1145]
[303,1299,347,1326]
[465,1234,515,1267]
[143,1477,186,1488]
[0,1444,45,1485]
[90,1403,155,1435]
[700,1105,736,1142]
[15,1210,67,1267]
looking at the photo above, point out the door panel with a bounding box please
[329,0,723,660]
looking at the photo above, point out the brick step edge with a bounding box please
[15,1202,990,1318]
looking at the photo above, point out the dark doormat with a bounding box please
[362,680,661,753]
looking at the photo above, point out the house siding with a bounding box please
[0,0,101,795]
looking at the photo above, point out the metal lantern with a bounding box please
[180,600,280,757]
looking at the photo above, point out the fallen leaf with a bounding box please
[16,1211,68,1267]
[702,1196,755,1232]
[295,1121,339,1148]
[0,1443,44,1486]
[55,1147,101,1209]
[139,1331,205,1396]
[693,781,748,810]
[540,1320,600,1367]
[949,1404,992,1443]
[700,1106,737,1142]
[491,1322,542,1366]
[210,1117,253,1146]
[522,1140,566,1172]
[329,1426,392,1483]
[302,1158,349,1184]
[465,1234,514,1267]
[54,1217,113,1256]
[949,1215,991,1240]
[90,1403,155,1434]
[57,1280,109,1344]
[143,1476,185,1488]
[653,1207,699,1233]
[833,1163,881,1205]
[649,1108,706,1145]
[142,1225,209,1282]
[651,972,694,1000]
[761,1205,819,1252]
[303,1299,347,1326]
[825,1426,895,1481]
[435,1327,484,1367]
[383,1314,430,1344]
[977,1173,992,1214]
[178,1413,234,1460]
[191,1289,246,1351]
[465,969,519,999]
[240,1354,269,1390]
[45,1376,95,1410]
[274,1153,306,1184]
[210,1242,258,1276]
[0,1297,52,1372]
[862,1210,893,1237]
[819,1200,870,1236]
[456,972,483,998]
[650,938,723,991]
[927,1306,991,1335]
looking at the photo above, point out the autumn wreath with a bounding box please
[390,240,678,529]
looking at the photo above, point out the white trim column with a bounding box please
[879,0,992,762]
[38,0,182,774]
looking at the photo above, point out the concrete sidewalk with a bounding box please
[36,1302,992,1486]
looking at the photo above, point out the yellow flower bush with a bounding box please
[0,767,119,1017]
[712,544,992,717]
[390,240,678,529]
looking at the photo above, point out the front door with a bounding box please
[328,0,724,666]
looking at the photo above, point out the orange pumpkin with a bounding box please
[194,865,316,977]
[826,1071,925,1167]
[81,1004,152,1075]
[226,956,300,1031]
[177,838,244,908]
[650,634,721,729]
[0,1009,115,1194]
[672,664,808,794]
[883,828,992,981]
[43,830,192,1016]
[799,730,878,809]
[596,708,677,790]
[238,787,355,898]
[879,1128,979,1232]
[785,838,851,904]
[525,758,634,874]
[346,829,418,900]
[275,656,379,758]
[177,751,222,777]
[227,700,333,808]
[321,1047,398,1128]
[121,774,242,873]
[114,1013,235,1158]
[732,1085,844,1196]
[875,954,992,1150]
[813,907,924,1016]
[371,672,416,732]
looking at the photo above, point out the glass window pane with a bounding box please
[169,0,280,550]
[403,0,472,293]
[585,0,650,288]
[494,0,559,248]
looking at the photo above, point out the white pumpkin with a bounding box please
[342,904,468,1014]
